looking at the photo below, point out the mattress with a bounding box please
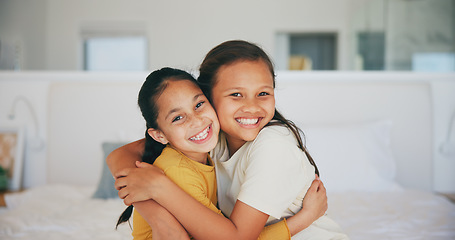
[1,184,455,240]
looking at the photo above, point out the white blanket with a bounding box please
[0,185,131,240]
[327,190,455,240]
[1,185,455,240]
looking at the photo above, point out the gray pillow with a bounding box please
[92,142,127,199]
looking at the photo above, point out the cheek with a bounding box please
[267,99,276,114]
[213,98,228,117]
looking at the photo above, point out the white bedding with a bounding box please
[0,185,131,240]
[1,184,455,240]
[327,190,455,240]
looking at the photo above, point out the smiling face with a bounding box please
[149,79,220,163]
[211,60,275,154]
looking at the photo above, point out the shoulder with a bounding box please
[254,124,297,146]
[154,146,186,170]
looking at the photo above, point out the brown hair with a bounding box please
[116,67,199,228]
[198,40,319,176]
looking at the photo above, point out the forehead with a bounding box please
[214,60,274,88]
[156,80,201,107]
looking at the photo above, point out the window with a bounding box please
[81,23,147,71]
[275,32,337,70]
[83,36,147,71]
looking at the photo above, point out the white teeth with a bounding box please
[236,118,259,125]
[190,126,210,141]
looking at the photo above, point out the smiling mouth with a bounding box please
[190,125,211,141]
[236,118,260,125]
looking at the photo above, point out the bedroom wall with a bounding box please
[2,0,354,71]
[0,75,50,188]
[0,1,454,192]
[0,1,47,70]
[2,72,455,194]
[432,80,455,193]
[2,0,453,72]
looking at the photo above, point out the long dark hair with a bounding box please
[116,67,198,228]
[198,40,319,176]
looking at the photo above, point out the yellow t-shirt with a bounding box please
[132,145,220,239]
[132,145,291,240]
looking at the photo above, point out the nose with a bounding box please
[189,113,205,128]
[242,98,261,113]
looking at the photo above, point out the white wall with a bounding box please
[0,0,355,71]
[432,80,455,193]
[0,0,47,70]
[1,72,455,193]
[0,74,50,188]
[1,0,452,71]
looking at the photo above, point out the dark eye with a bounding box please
[230,93,242,97]
[172,116,183,122]
[195,101,204,109]
[258,92,269,96]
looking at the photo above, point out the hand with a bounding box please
[286,175,328,235]
[115,161,166,205]
[301,175,328,221]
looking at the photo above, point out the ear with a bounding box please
[148,128,169,145]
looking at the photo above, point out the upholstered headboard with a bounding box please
[46,72,450,192]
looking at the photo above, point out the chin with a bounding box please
[242,135,258,142]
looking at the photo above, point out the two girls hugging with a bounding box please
[108,40,349,240]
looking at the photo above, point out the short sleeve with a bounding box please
[258,219,291,240]
[237,127,309,219]
[164,166,222,215]
[132,208,153,240]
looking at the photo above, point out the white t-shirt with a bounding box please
[211,125,315,223]
[211,125,350,239]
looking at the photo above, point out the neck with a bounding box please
[191,154,208,165]
[225,135,246,157]
[169,145,207,164]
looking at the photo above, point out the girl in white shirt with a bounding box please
[113,40,347,240]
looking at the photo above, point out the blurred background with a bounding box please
[0,0,454,191]
[0,0,454,72]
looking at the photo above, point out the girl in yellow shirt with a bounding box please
[116,67,314,240]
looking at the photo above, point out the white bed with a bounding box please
[1,71,455,239]
[1,184,454,240]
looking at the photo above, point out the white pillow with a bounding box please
[300,120,401,193]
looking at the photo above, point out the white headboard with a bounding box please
[45,71,455,192]
[274,72,432,191]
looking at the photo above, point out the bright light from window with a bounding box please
[412,53,455,72]
[84,37,147,71]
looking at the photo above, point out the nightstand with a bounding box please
[0,191,8,207]
[0,190,22,207]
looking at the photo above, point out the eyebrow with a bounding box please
[164,93,205,120]
[224,85,274,92]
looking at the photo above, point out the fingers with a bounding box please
[114,167,132,179]
[311,174,326,193]
[117,185,135,206]
[118,186,128,199]
[318,180,326,193]
[115,176,128,190]
[123,196,133,206]
[136,161,164,175]
[136,161,152,168]
[308,177,321,192]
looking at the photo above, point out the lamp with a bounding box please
[8,96,45,151]
[440,109,455,157]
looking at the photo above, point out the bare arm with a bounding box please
[116,162,327,240]
[134,200,190,240]
[286,176,327,236]
[106,139,145,177]
[106,139,189,240]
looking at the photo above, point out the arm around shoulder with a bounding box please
[106,138,145,178]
